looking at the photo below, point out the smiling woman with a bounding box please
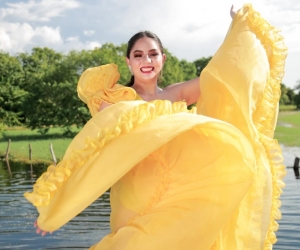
[24,4,287,250]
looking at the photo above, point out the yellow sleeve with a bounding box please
[77,63,136,116]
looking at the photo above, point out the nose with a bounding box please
[143,55,152,63]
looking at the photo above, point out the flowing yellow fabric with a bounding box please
[197,5,287,249]
[77,63,136,116]
[24,4,287,250]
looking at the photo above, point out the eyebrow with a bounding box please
[133,49,159,53]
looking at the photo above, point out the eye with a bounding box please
[149,53,159,57]
[133,54,142,58]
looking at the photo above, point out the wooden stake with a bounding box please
[50,143,57,166]
[29,144,32,161]
[293,157,300,179]
[5,159,12,177]
[5,139,11,161]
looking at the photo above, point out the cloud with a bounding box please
[66,36,78,42]
[0,0,299,87]
[63,37,101,51]
[0,0,81,53]
[0,0,80,22]
[0,22,62,52]
[83,30,95,36]
[85,41,101,50]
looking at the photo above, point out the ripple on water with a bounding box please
[1,148,300,249]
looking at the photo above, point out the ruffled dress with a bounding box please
[24,4,287,250]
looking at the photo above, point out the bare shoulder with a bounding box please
[162,77,200,105]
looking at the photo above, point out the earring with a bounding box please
[128,66,132,75]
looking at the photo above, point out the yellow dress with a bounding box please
[24,4,287,250]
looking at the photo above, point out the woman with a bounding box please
[24,4,287,250]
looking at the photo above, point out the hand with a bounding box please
[34,220,53,236]
[230,5,238,19]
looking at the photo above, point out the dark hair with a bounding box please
[126,31,164,87]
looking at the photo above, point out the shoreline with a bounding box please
[1,145,299,167]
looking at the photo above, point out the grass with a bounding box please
[274,110,300,146]
[1,109,299,163]
[0,127,81,163]
[278,104,297,112]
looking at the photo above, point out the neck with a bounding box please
[131,78,162,96]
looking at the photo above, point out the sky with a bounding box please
[0,0,299,88]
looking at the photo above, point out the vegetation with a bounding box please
[0,110,299,163]
[1,45,299,133]
[279,105,297,112]
[0,127,80,163]
[274,111,300,146]
[0,45,200,133]
[0,45,299,162]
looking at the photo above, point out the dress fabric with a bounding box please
[24,4,287,250]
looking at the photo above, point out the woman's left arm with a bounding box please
[164,77,200,105]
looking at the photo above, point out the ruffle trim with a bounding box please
[244,4,287,249]
[128,152,170,225]
[77,63,136,117]
[24,101,196,207]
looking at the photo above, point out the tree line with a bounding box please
[0,44,299,134]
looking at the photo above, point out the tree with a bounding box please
[160,49,185,88]
[0,45,217,132]
[89,43,131,85]
[193,56,212,76]
[0,51,27,126]
[18,47,90,132]
[180,60,197,81]
[280,83,297,105]
[294,81,300,110]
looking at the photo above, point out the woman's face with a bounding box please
[126,37,166,82]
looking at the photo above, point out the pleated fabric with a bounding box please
[24,4,287,250]
[197,4,287,249]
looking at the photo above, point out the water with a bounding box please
[0,146,299,249]
[274,146,300,249]
[0,162,111,249]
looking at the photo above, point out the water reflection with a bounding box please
[0,146,300,249]
[293,157,300,179]
[0,161,110,249]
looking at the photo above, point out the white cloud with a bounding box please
[0,0,299,87]
[83,30,95,36]
[66,36,78,42]
[0,0,80,22]
[63,38,101,51]
[0,22,62,52]
[85,41,101,50]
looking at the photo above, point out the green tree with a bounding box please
[180,59,197,81]
[280,83,295,105]
[193,56,212,76]
[18,47,89,132]
[1,45,215,133]
[0,51,27,126]
[294,81,300,110]
[89,43,131,84]
[160,49,185,88]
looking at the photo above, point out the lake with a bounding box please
[0,146,299,249]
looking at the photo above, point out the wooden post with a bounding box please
[29,144,33,177]
[5,139,11,161]
[50,143,57,166]
[5,159,12,177]
[29,144,32,161]
[44,143,57,182]
[293,157,300,179]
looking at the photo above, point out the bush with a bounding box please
[0,123,6,139]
